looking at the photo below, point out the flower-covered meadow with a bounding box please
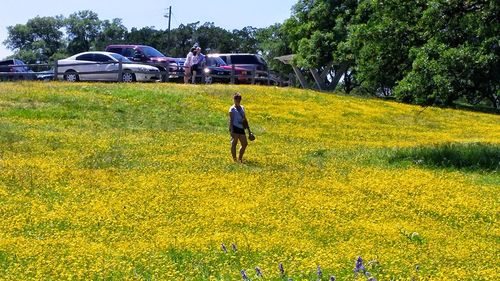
[0,82,498,280]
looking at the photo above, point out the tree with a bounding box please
[94,18,128,50]
[166,22,199,57]
[194,22,236,54]
[395,0,500,107]
[65,10,102,54]
[232,26,259,53]
[126,26,167,54]
[255,23,293,76]
[281,0,361,90]
[348,0,427,96]
[4,16,64,62]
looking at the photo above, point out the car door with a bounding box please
[93,54,118,81]
[74,54,97,81]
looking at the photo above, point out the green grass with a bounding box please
[389,142,500,171]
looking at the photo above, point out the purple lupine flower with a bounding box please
[221,243,228,253]
[317,265,322,278]
[241,269,250,281]
[232,243,237,252]
[367,278,377,281]
[329,276,336,281]
[354,256,366,274]
[279,263,285,276]
[255,267,263,277]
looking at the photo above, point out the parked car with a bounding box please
[57,51,160,82]
[36,69,55,81]
[105,45,180,81]
[0,59,36,80]
[210,53,270,84]
[203,55,250,84]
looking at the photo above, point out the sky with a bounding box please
[0,0,297,59]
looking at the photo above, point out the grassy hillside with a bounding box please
[0,82,498,280]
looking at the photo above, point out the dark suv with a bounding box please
[105,45,179,81]
[211,53,269,83]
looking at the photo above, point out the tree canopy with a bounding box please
[277,0,499,108]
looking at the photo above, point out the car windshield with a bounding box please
[142,46,166,57]
[207,57,227,66]
[110,53,132,62]
[231,55,265,65]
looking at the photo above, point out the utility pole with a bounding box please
[165,6,172,49]
[167,6,172,34]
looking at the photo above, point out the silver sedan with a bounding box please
[57,51,160,82]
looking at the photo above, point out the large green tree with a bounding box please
[395,0,500,107]
[282,0,361,90]
[283,0,499,108]
[65,10,102,54]
[348,0,427,96]
[166,22,200,57]
[94,18,128,51]
[193,22,236,54]
[4,16,64,63]
[126,27,166,53]
[232,26,259,53]
[255,23,293,78]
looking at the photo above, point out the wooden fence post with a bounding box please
[165,63,170,82]
[230,64,235,84]
[54,61,59,81]
[251,65,256,85]
[118,61,123,82]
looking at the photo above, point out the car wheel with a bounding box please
[122,71,136,82]
[64,71,79,82]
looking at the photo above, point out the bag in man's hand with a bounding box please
[248,131,256,141]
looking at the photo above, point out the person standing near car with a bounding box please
[191,47,205,84]
[228,92,249,163]
[183,47,196,83]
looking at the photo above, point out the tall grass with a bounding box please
[390,142,500,171]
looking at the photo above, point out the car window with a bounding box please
[230,55,261,65]
[14,59,26,65]
[218,56,228,63]
[94,54,114,62]
[207,57,227,66]
[123,48,136,57]
[110,53,132,62]
[141,46,166,58]
[76,54,95,61]
[256,56,267,65]
[107,48,122,55]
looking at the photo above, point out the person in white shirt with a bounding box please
[228,92,249,162]
[191,47,206,84]
[183,47,196,83]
